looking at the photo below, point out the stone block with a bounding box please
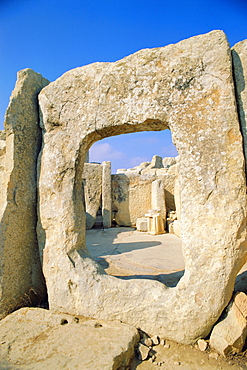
[38,30,247,344]
[234,292,247,320]
[209,301,247,356]
[0,307,139,369]
[0,69,49,319]
[136,217,148,232]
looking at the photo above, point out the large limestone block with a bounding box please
[151,179,166,221]
[82,163,102,229]
[209,295,247,356]
[38,30,247,344]
[112,172,155,226]
[232,40,247,173]
[0,307,139,369]
[0,69,49,319]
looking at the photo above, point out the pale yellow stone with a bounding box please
[0,307,139,369]
[209,301,247,356]
[37,30,247,344]
[82,163,102,229]
[0,69,49,319]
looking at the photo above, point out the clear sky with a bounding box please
[1,0,247,173]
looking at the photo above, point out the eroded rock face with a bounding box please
[0,307,139,369]
[232,40,247,173]
[0,69,49,319]
[38,30,247,343]
[82,163,103,229]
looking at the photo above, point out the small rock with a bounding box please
[137,343,151,361]
[160,339,166,345]
[209,300,247,356]
[197,339,208,352]
[151,335,160,345]
[234,292,247,319]
[164,343,170,349]
[209,352,219,360]
[143,337,153,347]
[174,360,181,366]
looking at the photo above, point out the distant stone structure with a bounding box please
[0,30,247,347]
[82,153,177,233]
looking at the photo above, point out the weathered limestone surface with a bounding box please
[232,40,247,172]
[0,69,49,319]
[0,307,139,369]
[102,161,112,228]
[38,30,247,343]
[112,158,175,226]
[0,139,6,218]
[112,172,155,226]
[82,163,102,229]
[152,179,166,221]
[210,293,247,356]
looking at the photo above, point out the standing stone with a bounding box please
[152,179,166,222]
[148,155,164,169]
[0,69,49,319]
[102,161,111,228]
[0,138,6,219]
[174,173,181,221]
[232,40,247,173]
[38,30,247,344]
[82,163,103,229]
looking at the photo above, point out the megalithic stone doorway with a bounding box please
[37,30,247,344]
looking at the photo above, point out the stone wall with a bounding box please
[112,156,176,227]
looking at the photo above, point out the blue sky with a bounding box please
[1,0,247,172]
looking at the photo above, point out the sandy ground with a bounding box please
[87,227,247,370]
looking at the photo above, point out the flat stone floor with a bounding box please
[87,227,184,287]
[86,227,247,291]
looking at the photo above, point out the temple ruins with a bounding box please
[1,30,247,352]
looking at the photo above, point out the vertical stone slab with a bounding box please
[82,163,103,229]
[232,40,247,173]
[151,179,166,221]
[0,135,6,219]
[102,161,111,228]
[0,69,49,319]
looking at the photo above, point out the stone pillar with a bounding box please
[102,161,111,228]
[151,179,166,221]
[174,177,181,221]
[0,69,49,319]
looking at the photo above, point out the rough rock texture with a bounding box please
[0,69,49,319]
[82,163,102,229]
[112,172,155,226]
[102,161,112,228]
[235,291,247,319]
[232,40,247,173]
[0,139,6,218]
[209,294,247,356]
[112,164,175,226]
[38,30,247,343]
[0,307,139,369]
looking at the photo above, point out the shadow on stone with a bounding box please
[115,270,185,288]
